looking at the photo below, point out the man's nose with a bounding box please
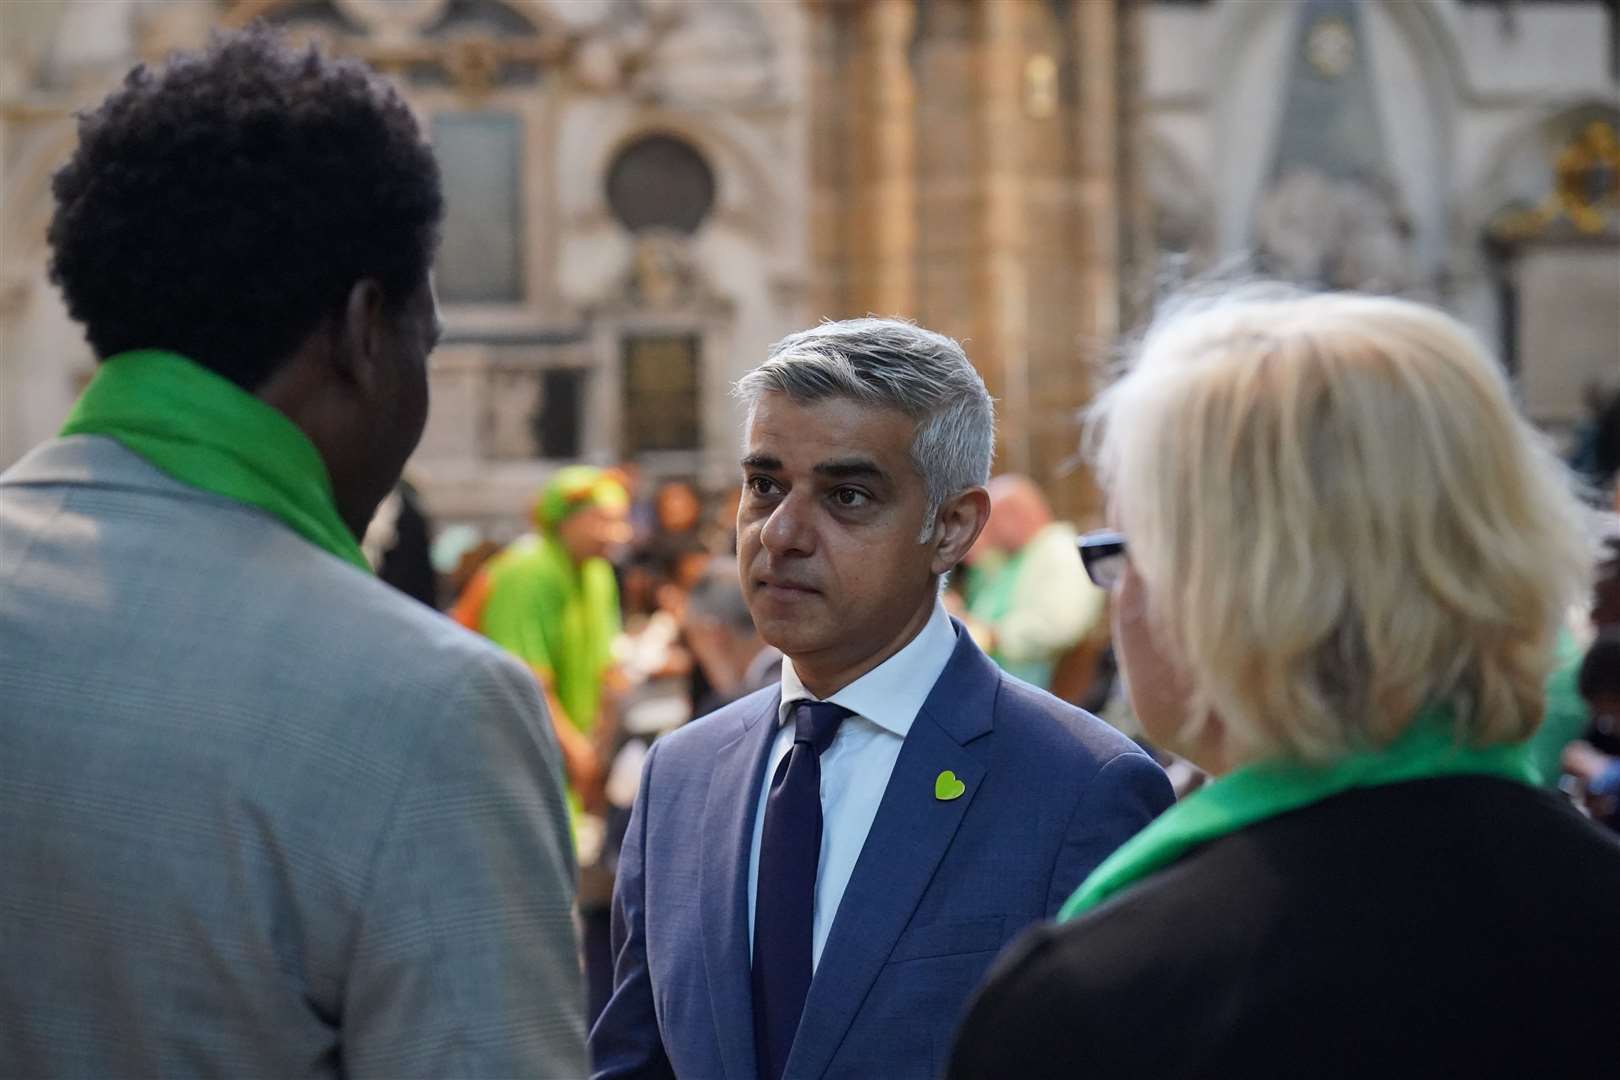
[760,491,815,557]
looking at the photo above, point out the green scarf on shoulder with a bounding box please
[1059,705,1537,921]
[59,349,368,572]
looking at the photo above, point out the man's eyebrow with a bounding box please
[815,458,886,482]
[741,453,782,471]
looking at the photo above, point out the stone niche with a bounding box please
[1515,247,1620,427]
[1482,108,1620,428]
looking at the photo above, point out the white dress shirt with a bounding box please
[746,600,959,969]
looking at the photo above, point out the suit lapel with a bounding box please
[784,630,1000,1080]
[701,689,782,1080]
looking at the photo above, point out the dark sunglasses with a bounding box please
[1076,530,1127,590]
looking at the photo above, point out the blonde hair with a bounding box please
[1089,288,1594,764]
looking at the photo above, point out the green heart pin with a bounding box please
[934,770,966,801]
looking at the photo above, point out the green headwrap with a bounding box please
[475,466,627,736]
[536,465,629,533]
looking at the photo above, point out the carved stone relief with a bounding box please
[612,230,728,316]
[1255,167,1416,293]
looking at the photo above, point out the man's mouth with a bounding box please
[757,577,818,595]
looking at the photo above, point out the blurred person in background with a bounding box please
[1599,394,1620,504]
[617,460,649,536]
[591,318,1170,1080]
[451,464,632,1025]
[362,477,437,606]
[950,289,1620,1079]
[622,475,701,570]
[648,478,705,560]
[1595,535,1620,627]
[446,535,504,610]
[704,483,747,554]
[1568,381,1620,500]
[961,474,1107,694]
[0,29,584,1078]
[1531,526,1620,788]
[683,556,784,716]
[452,465,631,806]
[619,549,668,624]
[1565,631,1620,831]
[617,476,714,707]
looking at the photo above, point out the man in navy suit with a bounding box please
[590,318,1173,1080]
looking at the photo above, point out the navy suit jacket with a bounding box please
[589,624,1172,1080]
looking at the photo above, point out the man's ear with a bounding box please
[337,277,389,395]
[929,486,991,576]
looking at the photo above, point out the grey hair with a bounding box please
[685,557,757,636]
[734,317,995,541]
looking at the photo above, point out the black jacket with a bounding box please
[948,776,1620,1079]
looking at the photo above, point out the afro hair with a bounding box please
[48,26,443,390]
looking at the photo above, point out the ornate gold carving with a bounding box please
[1555,120,1620,235]
[443,37,504,98]
[222,0,291,28]
[627,232,695,311]
[1491,119,1620,242]
[1305,16,1355,80]
[224,0,683,102]
[334,0,452,39]
[0,100,70,122]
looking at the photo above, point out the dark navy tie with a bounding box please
[752,700,853,1080]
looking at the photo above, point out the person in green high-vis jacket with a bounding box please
[452,466,631,806]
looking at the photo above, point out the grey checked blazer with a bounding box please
[0,436,588,1078]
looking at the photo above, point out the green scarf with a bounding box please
[59,349,368,572]
[1059,706,1536,921]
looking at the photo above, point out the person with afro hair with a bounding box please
[1,27,587,1078]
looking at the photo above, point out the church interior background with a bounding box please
[2,0,1617,537]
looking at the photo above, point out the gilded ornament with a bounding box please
[1305,16,1355,80]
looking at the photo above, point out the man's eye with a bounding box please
[747,476,777,497]
[832,487,869,508]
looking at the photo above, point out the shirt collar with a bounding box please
[777,600,958,738]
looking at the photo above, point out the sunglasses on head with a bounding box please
[1076,530,1127,590]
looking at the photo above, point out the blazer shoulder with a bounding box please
[139,480,539,733]
[655,683,778,762]
[992,672,1148,771]
[298,556,535,704]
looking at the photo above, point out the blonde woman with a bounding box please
[947,290,1620,1079]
